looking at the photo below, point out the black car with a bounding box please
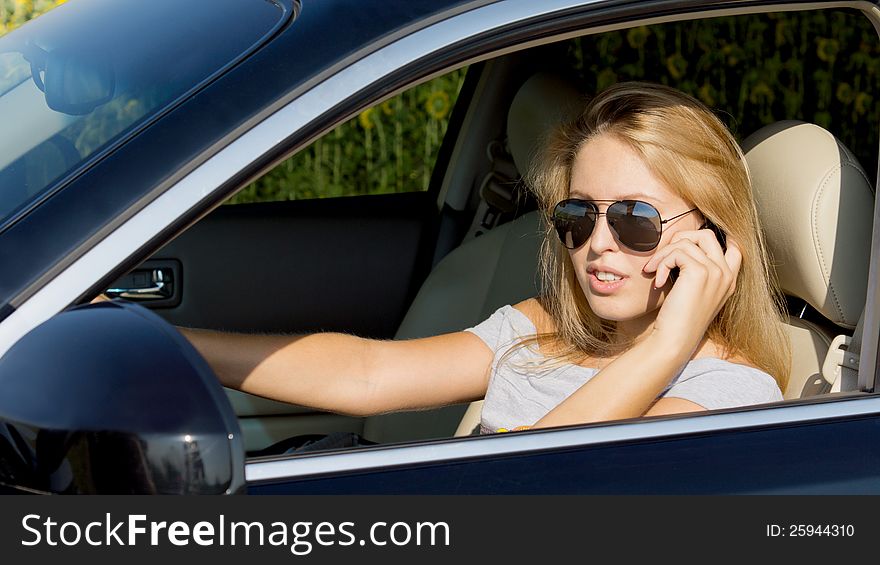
[0,0,878,494]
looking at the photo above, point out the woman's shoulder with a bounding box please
[511,298,557,334]
[692,339,758,369]
[463,299,545,351]
[685,342,779,390]
[682,339,776,383]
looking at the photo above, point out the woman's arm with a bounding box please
[531,334,697,428]
[180,327,493,417]
[533,229,742,429]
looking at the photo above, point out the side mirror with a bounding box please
[0,300,245,494]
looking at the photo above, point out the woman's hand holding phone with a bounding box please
[641,226,742,359]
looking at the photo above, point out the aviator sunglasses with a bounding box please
[551,199,698,252]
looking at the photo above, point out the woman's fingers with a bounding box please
[669,228,726,263]
[644,237,711,275]
[723,236,743,277]
[647,230,745,352]
[649,241,717,288]
[644,229,741,286]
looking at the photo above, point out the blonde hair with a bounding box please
[521,81,791,392]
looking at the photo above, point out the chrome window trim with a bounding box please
[245,394,878,482]
[0,0,876,477]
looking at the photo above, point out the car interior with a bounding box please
[111,9,877,456]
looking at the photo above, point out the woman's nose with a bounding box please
[588,214,620,253]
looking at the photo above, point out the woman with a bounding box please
[180,80,790,435]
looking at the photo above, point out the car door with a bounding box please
[234,1,880,493]
[244,397,880,494]
[1,0,879,495]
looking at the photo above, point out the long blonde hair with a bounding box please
[523,81,791,391]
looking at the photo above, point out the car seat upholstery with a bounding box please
[360,73,583,444]
[741,121,875,398]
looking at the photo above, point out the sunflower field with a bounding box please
[227,69,467,203]
[567,9,880,184]
[0,0,65,34]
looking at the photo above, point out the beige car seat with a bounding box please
[361,73,583,444]
[741,120,874,398]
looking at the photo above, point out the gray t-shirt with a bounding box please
[464,305,783,435]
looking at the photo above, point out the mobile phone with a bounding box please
[668,220,727,284]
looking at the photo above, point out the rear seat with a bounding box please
[361,73,583,443]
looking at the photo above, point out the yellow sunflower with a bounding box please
[855,92,873,115]
[665,53,687,79]
[358,108,375,130]
[425,91,450,120]
[626,26,649,49]
[816,38,840,63]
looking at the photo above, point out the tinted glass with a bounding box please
[608,201,661,251]
[553,200,597,249]
[0,0,285,229]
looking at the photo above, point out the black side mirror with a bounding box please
[0,300,245,494]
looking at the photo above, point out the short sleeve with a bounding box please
[462,305,512,353]
[660,361,783,410]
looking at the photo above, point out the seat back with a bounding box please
[361,73,582,443]
[741,120,875,398]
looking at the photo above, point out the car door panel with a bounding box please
[150,191,435,336]
[247,414,880,494]
[132,190,437,451]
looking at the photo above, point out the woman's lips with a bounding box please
[588,271,628,294]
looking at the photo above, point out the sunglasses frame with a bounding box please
[551,198,698,251]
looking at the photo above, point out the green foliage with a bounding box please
[0,0,66,35]
[1,2,66,93]
[227,69,467,204]
[567,10,879,183]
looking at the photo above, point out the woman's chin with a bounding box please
[586,293,658,322]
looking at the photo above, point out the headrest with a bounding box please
[742,120,875,328]
[506,73,583,176]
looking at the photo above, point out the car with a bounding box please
[0,0,878,495]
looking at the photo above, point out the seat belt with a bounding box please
[824,307,864,393]
[463,139,520,241]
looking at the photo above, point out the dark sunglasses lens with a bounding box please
[607,201,662,251]
[552,200,596,249]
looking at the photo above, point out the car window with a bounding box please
[0,0,287,231]
[233,7,878,463]
[224,68,468,204]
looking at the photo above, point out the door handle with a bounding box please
[106,267,173,301]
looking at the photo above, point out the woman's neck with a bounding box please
[614,314,658,346]
[615,313,723,362]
